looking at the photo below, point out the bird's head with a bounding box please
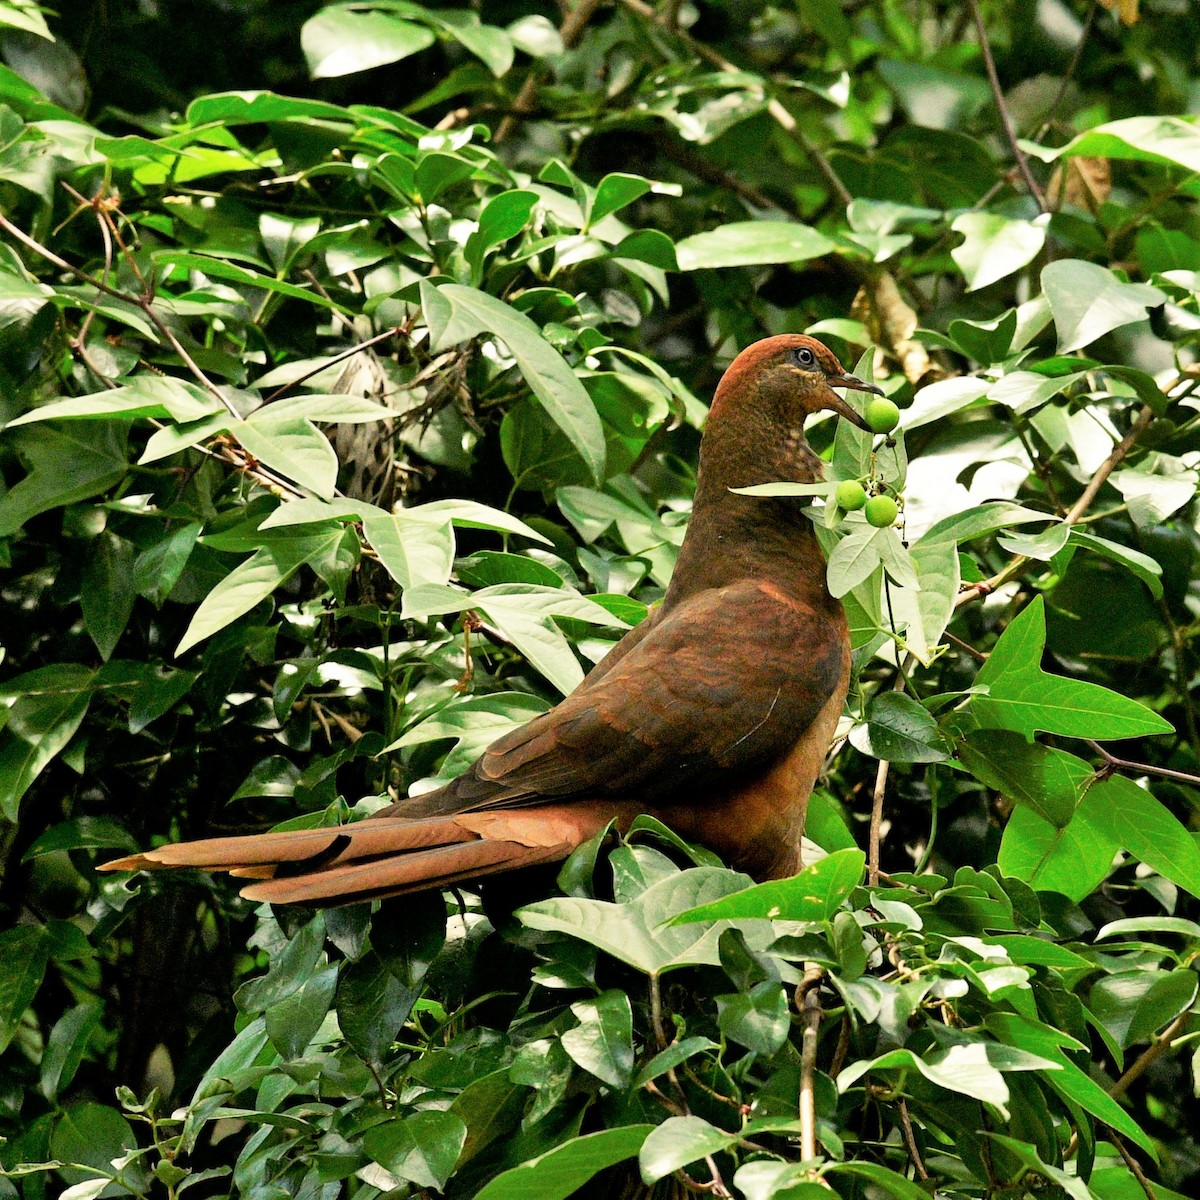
[711,334,881,431]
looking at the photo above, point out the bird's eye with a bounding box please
[792,346,815,367]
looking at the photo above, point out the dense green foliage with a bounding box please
[2,1,1200,1197]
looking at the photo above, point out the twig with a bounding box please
[1108,1011,1189,1102]
[1063,406,1154,523]
[955,405,1154,608]
[1108,1130,1158,1200]
[945,631,987,662]
[868,759,889,889]
[1087,741,1200,788]
[896,1096,929,1180]
[968,0,1048,212]
[495,0,607,141]
[829,1015,851,1080]
[1035,2,1098,141]
[617,0,854,209]
[649,972,669,1051]
[311,701,363,744]
[866,664,907,886]
[261,325,404,404]
[797,966,825,1167]
[1065,1010,1189,1162]
[0,209,242,420]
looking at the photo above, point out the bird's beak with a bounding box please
[823,373,882,430]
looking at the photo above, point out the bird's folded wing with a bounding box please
[408,577,848,813]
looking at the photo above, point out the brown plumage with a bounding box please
[102,335,880,905]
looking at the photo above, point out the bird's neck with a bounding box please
[665,410,830,603]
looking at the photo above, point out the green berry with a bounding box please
[866,397,901,434]
[864,494,899,528]
[835,480,868,511]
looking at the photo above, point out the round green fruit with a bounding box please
[864,494,899,528]
[865,397,901,434]
[835,481,868,511]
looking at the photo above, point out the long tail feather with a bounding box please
[238,837,571,905]
[100,814,474,873]
[99,805,608,906]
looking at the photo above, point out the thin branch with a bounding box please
[956,405,1155,609]
[495,0,606,141]
[1108,1130,1158,1200]
[1035,2,1098,141]
[261,325,404,404]
[829,1015,851,1079]
[797,966,825,1166]
[1108,1011,1189,1102]
[649,972,669,1051]
[617,0,854,209]
[967,0,1048,212]
[1087,741,1200,788]
[1064,405,1154,523]
[868,759,890,889]
[896,1096,929,1181]
[0,209,241,420]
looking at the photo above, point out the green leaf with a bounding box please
[1068,530,1163,598]
[40,1003,102,1102]
[232,416,339,498]
[716,980,790,1054]
[363,1110,467,1192]
[153,252,348,311]
[959,732,1091,827]
[638,1117,739,1184]
[951,213,1048,291]
[336,952,422,1065]
[1089,969,1197,1049]
[23,816,137,859]
[0,925,50,1054]
[674,221,835,270]
[6,376,220,426]
[588,173,657,227]
[987,1013,1156,1155]
[176,530,345,655]
[0,685,91,821]
[998,796,1119,901]
[632,1038,719,1088]
[1084,775,1200,900]
[265,965,338,1059]
[473,1127,653,1200]
[431,11,513,77]
[361,511,455,590]
[247,393,395,425]
[235,915,325,1014]
[986,1134,1094,1200]
[465,190,538,284]
[1033,115,1200,174]
[838,1042,1040,1112]
[826,525,884,598]
[971,597,1172,740]
[1041,260,1165,353]
[422,282,606,485]
[903,377,991,431]
[734,1162,828,1200]
[0,424,128,537]
[849,691,950,763]
[301,7,436,78]
[826,1161,932,1200]
[561,990,634,1088]
[519,866,758,975]
[81,532,135,661]
[671,849,866,924]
